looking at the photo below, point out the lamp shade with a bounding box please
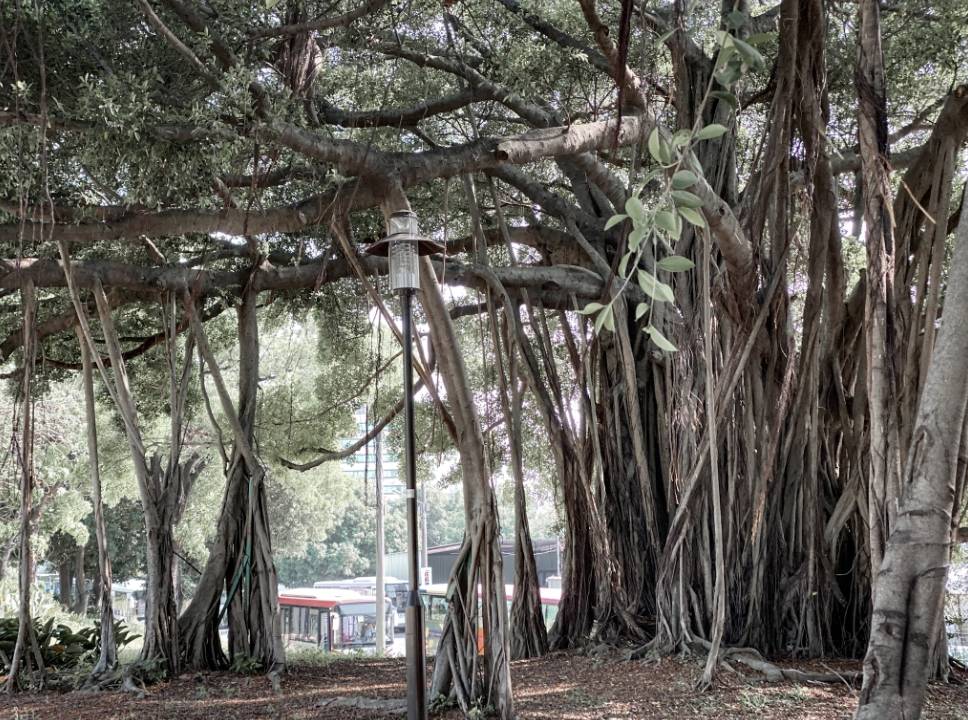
[364,211,446,291]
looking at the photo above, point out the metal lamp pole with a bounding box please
[400,285,426,720]
[366,211,441,720]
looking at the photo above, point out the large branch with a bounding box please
[1,110,758,285]
[0,255,606,305]
[0,110,235,143]
[254,0,389,38]
[493,0,612,75]
[0,116,648,243]
[316,88,496,128]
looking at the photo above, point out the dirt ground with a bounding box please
[1,652,966,719]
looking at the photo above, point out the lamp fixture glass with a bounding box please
[363,210,446,292]
[389,237,420,291]
[387,210,420,241]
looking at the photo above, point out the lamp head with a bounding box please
[364,211,445,291]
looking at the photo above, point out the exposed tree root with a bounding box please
[687,640,862,686]
[315,696,406,714]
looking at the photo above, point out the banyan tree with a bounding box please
[1,0,967,717]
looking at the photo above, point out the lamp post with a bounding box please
[366,211,442,720]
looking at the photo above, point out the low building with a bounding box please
[386,538,561,588]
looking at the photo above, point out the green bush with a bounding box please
[0,616,139,675]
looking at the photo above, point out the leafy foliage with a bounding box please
[0,616,138,675]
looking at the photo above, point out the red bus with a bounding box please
[421,584,561,655]
[278,588,394,651]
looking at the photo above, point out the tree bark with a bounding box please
[77,325,117,678]
[73,544,88,615]
[500,319,548,660]
[88,285,195,675]
[857,0,901,583]
[180,286,285,675]
[855,189,968,719]
[5,281,43,693]
[419,252,513,719]
[58,560,73,610]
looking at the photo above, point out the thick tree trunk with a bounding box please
[180,287,285,674]
[857,0,901,583]
[89,284,192,676]
[61,245,199,678]
[5,281,43,693]
[419,254,513,719]
[141,499,180,672]
[73,545,88,615]
[59,561,73,610]
[855,191,968,719]
[502,323,547,660]
[77,325,117,678]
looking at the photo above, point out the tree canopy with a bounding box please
[2,1,968,718]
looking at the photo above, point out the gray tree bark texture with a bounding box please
[857,0,901,588]
[4,282,42,693]
[855,191,968,718]
[180,287,286,675]
[77,325,117,679]
[418,253,513,720]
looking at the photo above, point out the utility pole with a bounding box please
[375,429,386,655]
[419,483,429,572]
[366,210,441,720]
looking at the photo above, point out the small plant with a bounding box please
[738,689,770,711]
[428,691,457,713]
[778,686,809,704]
[0,616,139,677]
[466,699,494,719]
[229,653,263,674]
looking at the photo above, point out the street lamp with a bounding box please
[366,210,442,720]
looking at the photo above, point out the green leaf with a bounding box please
[671,190,704,208]
[715,58,743,88]
[618,252,631,277]
[625,196,645,220]
[657,255,696,272]
[671,130,692,148]
[672,170,699,189]
[714,42,736,70]
[604,213,628,230]
[645,324,678,352]
[709,90,738,110]
[647,128,671,164]
[746,32,776,47]
[678,206,707,227]
[603,309,615,332]
[638,270,675,303]
[628,226,647,251]
[725,10,748,31]
[695,123,728,141]
[635,302,650,320]
[732,37,765,70]
[654,210,680,236]
[594,305,615,333]
[580,302,604,315]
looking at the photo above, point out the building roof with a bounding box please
[428,539,558,556]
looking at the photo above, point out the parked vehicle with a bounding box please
[313,576,408,629]
[278,588,394,651]
[421,584,561,656]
